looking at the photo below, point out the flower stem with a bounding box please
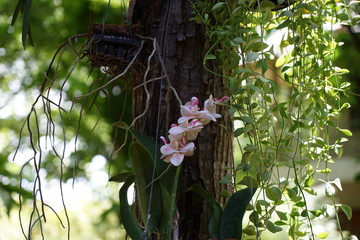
[167,164,182,239]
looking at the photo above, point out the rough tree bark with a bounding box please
[131,0,233,239]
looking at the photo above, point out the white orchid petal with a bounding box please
[180,142,195,155]
[180,106,192,116]
[169,126,185,135]
[178,116,192,123]
[213,113,221,118]
[170,153,185,166]
[160,145,176,155]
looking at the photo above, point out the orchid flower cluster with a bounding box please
[160,95,228,166]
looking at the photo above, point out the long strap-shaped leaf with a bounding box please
[129,142,162,236]
[22,0,32,48]
[11,0,25,25]
[119,175,143,240]
[220,188,257,240]
[11,0,34,48]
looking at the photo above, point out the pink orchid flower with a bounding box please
[178,97,200,123]
[160,137,195,166]
[201,95,222,124]
[168,119,203,142]
[178,96,221,124]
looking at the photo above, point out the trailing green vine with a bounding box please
[190,0,357,239]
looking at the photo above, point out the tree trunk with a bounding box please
[131,0,233,238]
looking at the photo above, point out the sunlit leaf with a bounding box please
[340,204,352,220]
[275,56,286,68]
[332,178,342,191]
[337,128,353,136]
[316,232,328,239]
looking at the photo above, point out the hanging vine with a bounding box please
[189,0,357,239]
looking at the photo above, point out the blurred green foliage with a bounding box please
[0,0,132,236]
[335,28,360,129]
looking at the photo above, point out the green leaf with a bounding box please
[109,172,134,183]
[129,142,161,234]
[244,144,258,152]
[22,0,33,49]
[257,200,270,207]
[187,184,223,238]
[239,116,253,124]
[287,188,301,202]
[158,184,172,237]
[234,128,244,137]
[340,204,352,220]
[130,130,171,181]
[220,188,257,239]
[212,2,226,11]
[119,175,142,240]
[228,108,237,115]
[246,52,259,62]
[316,232,328,239]
[294,230,307,236]
[256,59,268,74]
[276,210,288,221]
[274,220,287,226]
[205,54,217,60]
[251,41,269,52]
[258,0,276,11]
[11,0,25,25]
[317,168,332,173]
[264,219,282,233]
[113,120,129,129]
[336,68,350,75]
[337,128,353,136]
[234,37,244,43]
[310,210,322,217]
[242,225,257,235]
[266,187,282,202]
[277,19,291,29]
[275,56,286,68]
[129,143,149,223]
[238,176,259,188]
